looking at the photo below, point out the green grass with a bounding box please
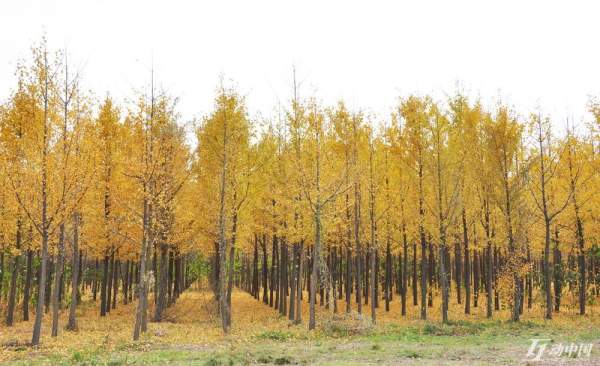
[6,320,600,365]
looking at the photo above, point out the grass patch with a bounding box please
[401,350,422,359]
[321,313,373,338]
[422,320,485,336]
[256,330,292,341]
[256,355,272,363]
[273,356,293,364]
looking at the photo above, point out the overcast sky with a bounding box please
[1,0,599,132]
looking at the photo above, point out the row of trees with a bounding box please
[0,40,198,345]
[0,40,599,345]
[202,82,600,331]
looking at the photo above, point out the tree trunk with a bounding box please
[270,235,276,308]
[273,237,279,310]
[23,249,34,321]
[6,219,22,327]
[455,241,462,305]
[473,250,479,308]
[133,195,150,341]
[486,242,493,318]
[67,213,80,330]
[107,252,114,313]
[494,247,500,311]
[155,243,168,321]
[354,183,362,315]
[553,228,563,312]
[385,241,391,312]
[345,246,352,313]
[420,237,427,319]
[51,224,66,337]
[289,244,297,320]
[167,252,173,306]
[262,237,268,305]
[439,243,449,323]
[294,241,303,324]
[309,206,322,330]
[543,219,553,319]
[6,253,20,327]
[112,258,119,310]
[413,242,417,307]
[31,230,49,345]
[101,255,109,316]
[427,241,434,308]
[462,209,471,315]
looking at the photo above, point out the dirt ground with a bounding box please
[1,286,600,365]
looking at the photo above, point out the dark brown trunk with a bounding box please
[473,250,479,308]
[100,254,109,316]
[112,258,119,310]
[262,236,268,304]
[23,249,34,321]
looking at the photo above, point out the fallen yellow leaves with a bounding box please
[0,287,599,363]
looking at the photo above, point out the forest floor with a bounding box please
[1,286,600,365]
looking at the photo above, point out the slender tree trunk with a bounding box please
[526,246,532,309]
[270,235,276,307]
[455,241,462,305]
[486,241,493,318]
[439,243,449,323]
[5,252,19,326]
[112,258,119,310]
[427,241,434,308]
[173,256,180,301]
[253,239,259,299]
[289,244,297,320]
[51,224,66,337]
[370,245,376,323]
[67,213,80,330]
[133,195,150,341]
[543,219,553,319]
[274,237,279,310]
[385,241,391,312]
[294,241,303,324]
[101,254,109,316]
[463,209,471,315]
[155,242,168,321]
[262,237,268,305]
[345,246,352,313]
[107,252,114,313]
[281,242,288,315]
[401,242,407,316]
[309,204,322,330]
[45,259,53,314]
[494,247,500,311]
[364,251,369,306]
[167,252,173,305]
[23,249,33,321]
[473,250,479,308]
[354,182,362,315]
[31,63,51,346]
[413,242,417,306]
[6,219,22,327]
[553,228,563,312]
[225,210,238,327]
[567,140,586,315]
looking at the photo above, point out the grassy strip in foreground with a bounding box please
[6,319,600,365]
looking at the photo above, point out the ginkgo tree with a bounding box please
[1,39,600,347]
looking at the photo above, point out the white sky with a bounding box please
[1,0,599,132]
